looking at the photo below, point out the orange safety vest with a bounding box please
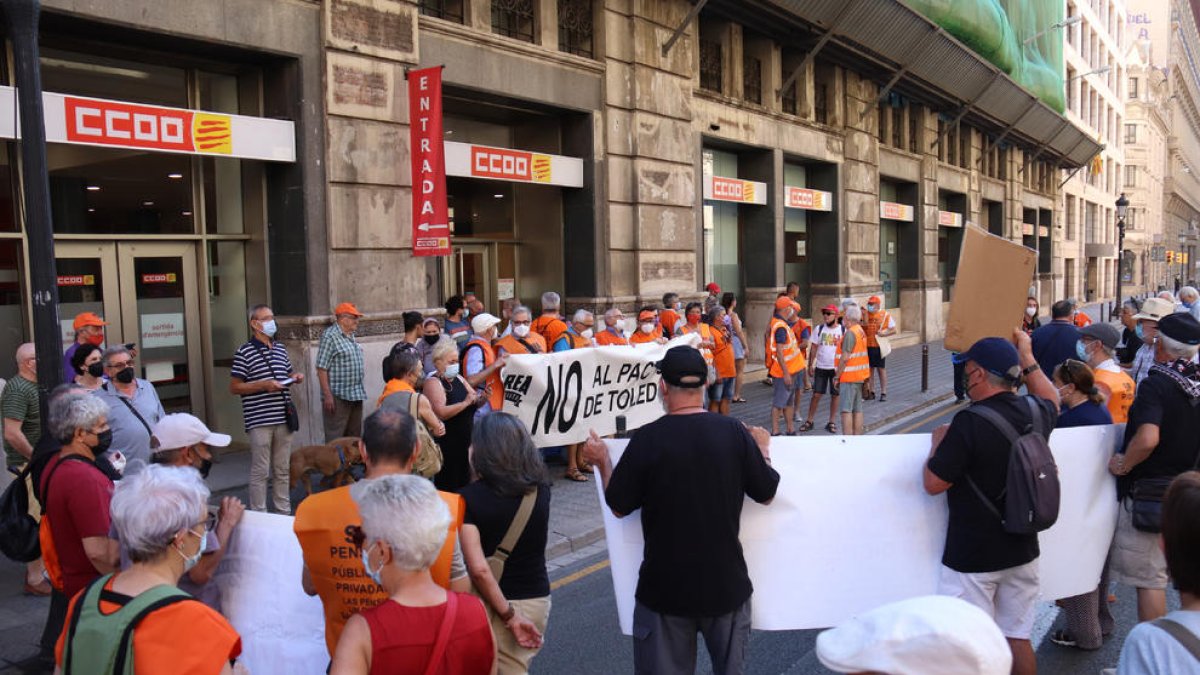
[765,318,805,377]
[464,337,505,411]
[495,332,546,355]
[594,329,629,346]
[839,324,870,383]
[679,322,716,366]
[791,318,811,345]
[531,315,567,348]
[294,484,463,656]
[864,310,892,348]
[1093,367,1135,423]
[712,326,737,379]
[659,310,681,338]
[629,328,660,345]
[555,331,591,350]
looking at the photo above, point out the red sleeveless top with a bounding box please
[361,593,494,675]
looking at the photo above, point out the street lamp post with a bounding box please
[1114,193,1128,320]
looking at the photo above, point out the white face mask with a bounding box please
[260,319,278,337]
[513,324,530,338]
[1026,306,1037,317]
[581,328,594,340]
[641,323,655,334]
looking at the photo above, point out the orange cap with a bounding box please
[774,296,794,310]
[333,302,363,317]
[868,296,882,305]
[637,310,657,322]
[73,312,107,330]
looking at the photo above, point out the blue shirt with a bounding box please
[93,380,166,469]
[1057,401,1112,428]
[1031,320,1079,378]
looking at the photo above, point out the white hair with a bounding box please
[541,291,560,311]
[572,309,594,324]
[112,464,210,563]
[53,394,109,444]
[430,336,459,364]
[1181,286,1199,303]
[1160,334,1200,361]
[604,308,623,324]
[844,305,863,322]
[352,474,450,572]
[1158,291,1178,302]
[102,344,132,367]
[510,305,532,320]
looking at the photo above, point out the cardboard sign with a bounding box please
[597,424,1121,634]
[943,225,1036,352]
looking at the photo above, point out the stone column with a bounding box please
[841,72,880,298]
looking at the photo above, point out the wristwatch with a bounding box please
[499,603,516,622]
[1020,363,1039,378]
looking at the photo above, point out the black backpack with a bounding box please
[964,396,1060,534]
[0,464,40,562]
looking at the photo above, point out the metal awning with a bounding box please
[701,0,1102,169]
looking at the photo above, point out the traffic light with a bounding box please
[1167,250,1175,263]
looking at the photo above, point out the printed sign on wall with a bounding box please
[784,186,832,211]
[140,312,186,349]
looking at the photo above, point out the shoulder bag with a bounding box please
[103,383,154,439]
[485,489,537,583]
[1153,618,1200,662]
[250,341,299,432]
[380,390,443,478]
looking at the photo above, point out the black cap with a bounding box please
[1158,312,1200,346]
[656,346,708,388]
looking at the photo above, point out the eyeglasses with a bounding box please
[202,511,218,532]
[511,319,532,326]
[106,360,133,369]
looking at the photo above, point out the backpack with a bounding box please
[0,464,40,562]
[378,390,444,479]
[963,396,1060,534]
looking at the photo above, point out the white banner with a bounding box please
[211,512,326,675]
[501,334,698,446]
[597,424,1123,634]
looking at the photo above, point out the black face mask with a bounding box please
[423,334,440,345]
[86,362,105,378]
[115,367,135,384]
[91,429,113,455]
[197,457,213,479]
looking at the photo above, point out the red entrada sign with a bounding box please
[407,67,451,257]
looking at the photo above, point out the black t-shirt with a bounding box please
[1031,321,1079,378]
[461,481,550,600]
[1117,327,1140,365]
[927,392,1057,573]
[605,412,779,617]
[1118,371,1200,499]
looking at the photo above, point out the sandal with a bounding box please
[879,393,888,402]
[732,397,747,403]
[1049,630,1078,648]
[825,422,837,434]
[565,468,589,482]
[798,421,814,432]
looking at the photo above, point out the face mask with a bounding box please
[197,456,213,480]
[1026,306,1037,317]
[423,334,440,345]
[260,319,278,337]
[91,429,113,455]
[641,323,655,334]
[443,363,460,379]
[513,324,531,338]
[1135,323,1145,341]
[86,361,104,378]
[675,302,683,311]
[176,528,207,572]
[867,305,878,313]
[105,450,127,475]
[86,333,105,347]
[1057,385,1073,400]
[1075,341,1090,361]
[687,315,700,326]
[361,544,384,586]
[463,309,471,319]
[580,328,594,340]
[115,367,135,384]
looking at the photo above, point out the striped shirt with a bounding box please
[231,337,295,431]
[316,324,366,401]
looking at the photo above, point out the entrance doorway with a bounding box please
[446,244,492,310]
[55,242,204,415]
[880,220,900,308]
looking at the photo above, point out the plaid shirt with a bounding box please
[316,324,366,401]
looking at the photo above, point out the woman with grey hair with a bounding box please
[331,474,494,674]
[54,464,245,674]
[423,336,479,491]
[460,413,550,674]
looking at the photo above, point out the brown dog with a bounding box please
[289,436,363,495]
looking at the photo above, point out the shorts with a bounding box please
[772,377,796,409]
[1109,498,1169,590]
[732,335,746,360]
[839,381,863,413]
[938,559,1040,640]
[867,347,886,369]
[812,368,840,396]
[708,377,735,402]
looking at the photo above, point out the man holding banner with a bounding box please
[583,345,778,674]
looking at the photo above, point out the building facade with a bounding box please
[0,0,1099,446]
[1123,40,1169,294]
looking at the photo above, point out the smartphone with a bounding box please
[616,415,627,438]
[278,377,295,386]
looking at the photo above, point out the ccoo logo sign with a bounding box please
[65,97,232,155]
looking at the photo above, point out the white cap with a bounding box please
[471,312,501,335]
[152,413,231,452]
[816,596,1011,675]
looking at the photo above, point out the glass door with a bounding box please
[447,244,493,312]
[55,242,204,416]
[880,221,900,308]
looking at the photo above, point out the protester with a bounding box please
[444,295,472,348]
[1117,299,1141,366]
[582,345,779,674]
[40,394,118,601]
[553,310,595,482]
[1157,290,1178,304]
[1077,323,1135,423]
[595,308,629,346]
[381,310,424,383]
[328,474,493,675]
[423,337,478,492]
[837,305,870,436]
[801,304,843,433]
[462,313,507,419]
[628,308,665,346]
[94,344,165,468]
[703,282,721,312]
[55,464,245,674]
[788,299,812,394]
[765,296,804,436]
[496,305,547,355]
[418,317,442,376]
[677,303,716,381]
[317,302,367,442]
[863,296,897,402]
[1179,285,1200,321]
[531,292,568,348]
[2,343,49,595]
[61,312,107,385]
[231,304,304,514]
[1031,300,1079,378]
[1070,298,1093,328]
[706,305,736,415]
[379,352,447,440]
[1128,297,1174,385]
[1053,359,1113,428]
[924,330,1059,675]
[1116,471,1200,674]
[659,293,683,339]
[721,293,749,403]
[460,414,550,674]
[146,413,244,611]
[1022,297,1042,336]
[295,408,470,658]
[816,595,1012,675]
[466,293,486,319]
[1108,312,1200,623]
